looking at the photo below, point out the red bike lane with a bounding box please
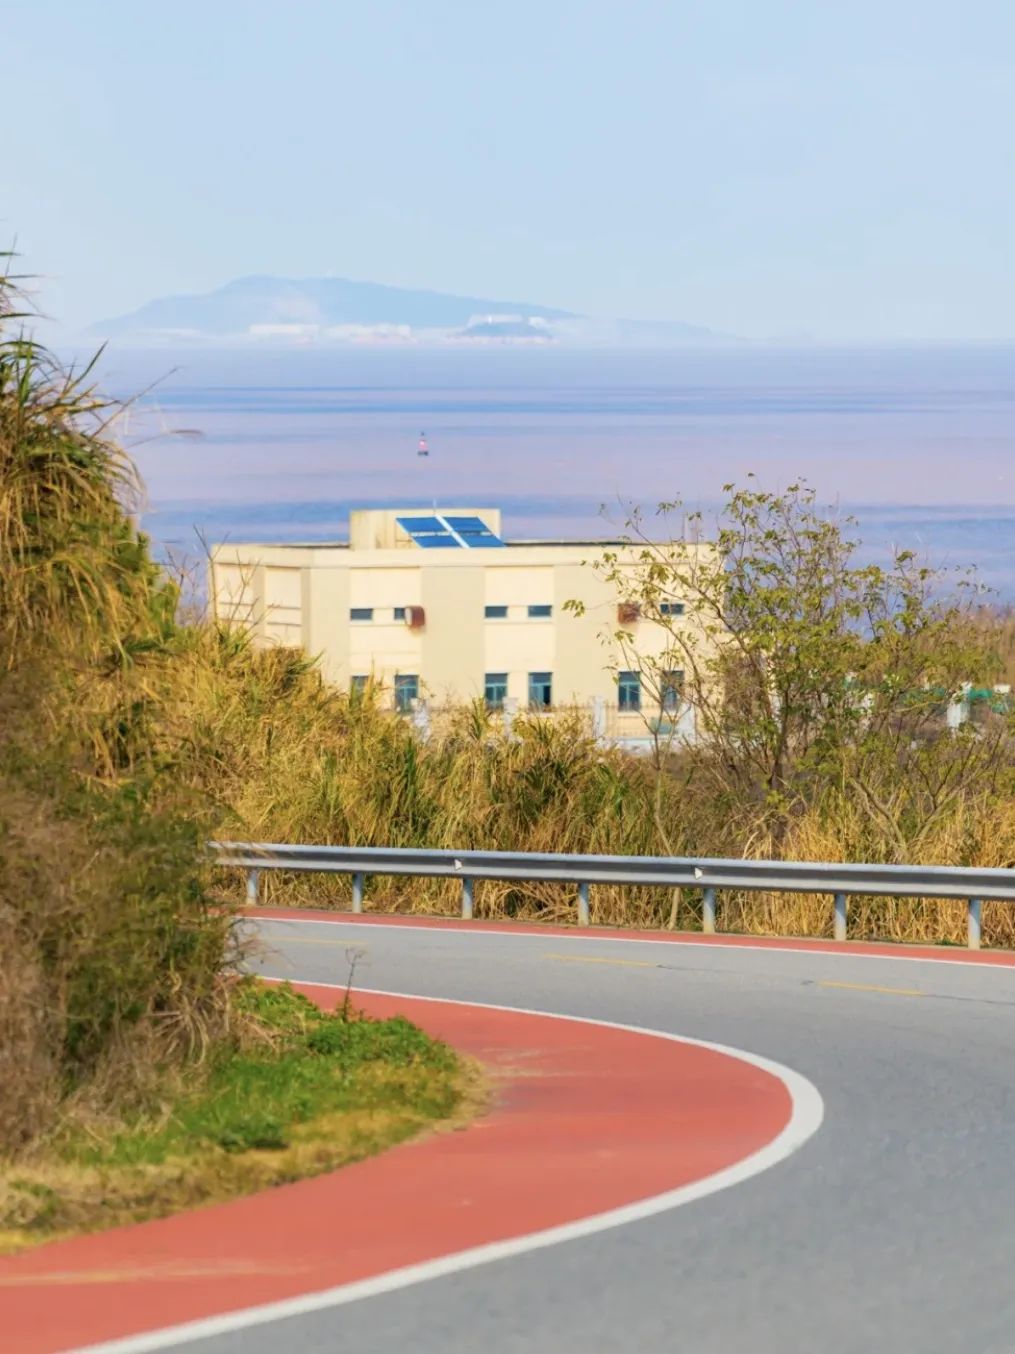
[0,985,801,1354]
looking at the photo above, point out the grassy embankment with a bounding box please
[0,263,472,1236]
[1,983,472,1254]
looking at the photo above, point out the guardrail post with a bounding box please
[833,892,847,942]
[245,869,260,906]
[461,877,474,920]
[967,897,982,950]
[352,872,364,914]
[702,886,716,935]
[578,881,590,927]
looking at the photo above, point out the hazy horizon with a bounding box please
[62,274,1015,350]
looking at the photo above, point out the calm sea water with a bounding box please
[93,344,1015,594]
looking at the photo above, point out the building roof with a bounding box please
[212,507,634,555]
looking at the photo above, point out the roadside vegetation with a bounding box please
[0,263,469,1208]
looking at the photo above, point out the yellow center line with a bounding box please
[265,937,369,948]
[818,979,924,998]
[543,953,658,969]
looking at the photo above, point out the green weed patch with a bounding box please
[0,982,478,1253]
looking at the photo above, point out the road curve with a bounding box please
[14,915,1015,1354]
[241,918,1015,1354]
[2,983,815,1354]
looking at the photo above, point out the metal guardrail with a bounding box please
[211,841,1015,950]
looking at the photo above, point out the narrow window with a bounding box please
[485,673,509,710]
[485,604,508,619]
[350,674,369,695]
[528,604,552,618]
[660,669,684,713]
[394,674,419,713]
[528,671,553,709]
[618,670,641,712]
[393,606,407,621]
[350,607,373,622]
[660,601,685,617]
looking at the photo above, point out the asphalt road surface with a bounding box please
[180,918,1015,1354]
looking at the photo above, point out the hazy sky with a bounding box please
[5,0,1015,341]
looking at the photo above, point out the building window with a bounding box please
[484,604,508,619]
[350,674,369,696]
[350,607,373,622]
[528,671,552,709]
[528,604,552,618]
[485,673,508,710]
[393,606,406,621]
[660,669,684,713]
[660,602,685,617]
[618,671,641,712]
[394,674,419,713]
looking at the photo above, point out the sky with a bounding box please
[4,0,1015,342]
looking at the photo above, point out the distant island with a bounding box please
[92,275,732,348]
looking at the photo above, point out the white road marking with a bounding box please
[248,913,1013,970]
[71,984,824,1354]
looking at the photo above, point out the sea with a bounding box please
[93,343,1015,597]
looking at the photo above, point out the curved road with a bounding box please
[129,918,1015,1352]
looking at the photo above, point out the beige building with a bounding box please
[209,508,708,737]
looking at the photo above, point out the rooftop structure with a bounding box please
[209,508,710,734]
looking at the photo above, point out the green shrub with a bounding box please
[0,262,235,1153]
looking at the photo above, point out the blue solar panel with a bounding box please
[414,533,459,548]
[396,515,462,548]
[396,513,505,549]
[443,515,506,548]
[396,516,448,535]
[443,515,490,532]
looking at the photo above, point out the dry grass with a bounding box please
[972,605,1015,686]
[186,648,1015,946]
